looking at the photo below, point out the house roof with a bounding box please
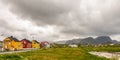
[33,40,39,43]
[40,41,49,44]
[22,39,31,43]
[8,36,20,42]
[0,41,3,43]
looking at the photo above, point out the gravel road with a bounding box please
[89,52,120,60]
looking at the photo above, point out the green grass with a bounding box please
[83,46,120,52]
[0,48,109,60]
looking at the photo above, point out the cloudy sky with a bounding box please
[0,0,120,42]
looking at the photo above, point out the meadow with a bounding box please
[0,47,110,60]
[83,45,120,52]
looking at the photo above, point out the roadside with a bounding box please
[0,48,39,54]
[89,52,120,60]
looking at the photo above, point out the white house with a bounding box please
[69,44,78,48]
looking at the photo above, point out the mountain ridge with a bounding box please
[63,36,119,45]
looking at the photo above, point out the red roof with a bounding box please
[21,39,31,43]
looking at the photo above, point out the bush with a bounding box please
[0,54,23,60]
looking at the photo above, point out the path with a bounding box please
[0,48,38,54]
[89,52,120,60]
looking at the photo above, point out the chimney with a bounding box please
[10,36,13,38]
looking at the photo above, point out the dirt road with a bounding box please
[89,52,120,60]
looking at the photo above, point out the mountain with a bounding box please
[55,41,67,44]
[79,37,96,45]
[66,37,97,45]
[65,39,81,44]
[66,36,118,45]
[95,36,112,44]
[111,40,119,44]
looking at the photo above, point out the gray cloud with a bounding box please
[0,19,25,32]
[3,0,80,25]
[2,0,120,40]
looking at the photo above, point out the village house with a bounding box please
[40,41,51,48]
[21,39,32,48]
[3,36,22,51]
[32,40,40,48]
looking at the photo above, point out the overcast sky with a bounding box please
[0,0,120,42]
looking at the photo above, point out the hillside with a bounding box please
[65,36,118,45]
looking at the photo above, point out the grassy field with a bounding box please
[0,48,109,60]
[83,46,120,52]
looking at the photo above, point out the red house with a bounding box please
[21,39,32,48]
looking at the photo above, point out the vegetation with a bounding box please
[82,45,120,52]
[0,48,109,60]
[0,44,120,60]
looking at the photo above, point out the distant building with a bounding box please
[32,40,40,48]
[3,36,22,51]
[21,39,32,48]
[40,41,50,48]
[110,44,114,46]
[68,44,78,48]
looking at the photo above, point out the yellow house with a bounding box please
[3,36,22,51]
[32,40,40,48]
